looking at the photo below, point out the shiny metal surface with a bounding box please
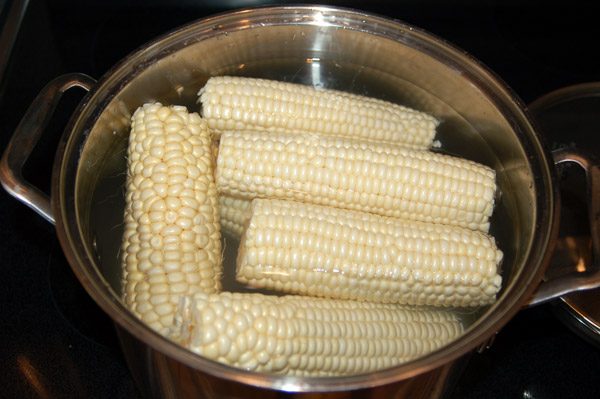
[528,149,600,306]
[529,83,600,344]
[3,5,566,397]
[116,325,464,399]
[0,73,95,224]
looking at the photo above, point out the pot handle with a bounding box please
[528,148,600,306]
[0,73,96,225]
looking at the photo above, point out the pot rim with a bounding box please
[51,5,559,392]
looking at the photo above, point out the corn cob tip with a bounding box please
[219,195,253,239]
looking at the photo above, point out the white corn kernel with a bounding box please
[237,199,502,307]
[218,195,252,238]
[199,76,439,148]
[217,131,496,232]
[121,103,222,334]
[170,292,463,376]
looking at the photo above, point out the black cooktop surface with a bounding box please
[1,1,599,398]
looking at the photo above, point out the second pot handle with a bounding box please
[528,148,600,306]
[0,73,95,225]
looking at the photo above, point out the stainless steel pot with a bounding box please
[1,6,599,398]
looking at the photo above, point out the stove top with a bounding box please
[1,1,600,398]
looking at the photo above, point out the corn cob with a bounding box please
[199,76,439,148]
[216,131,496,232]
[219,195,252,238]
[170,292,464,376]
[121,103,222,334]
[237,199,502,307]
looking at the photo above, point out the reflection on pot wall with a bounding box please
[116,326,464,399]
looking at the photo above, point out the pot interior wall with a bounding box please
[75,11,537,335]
